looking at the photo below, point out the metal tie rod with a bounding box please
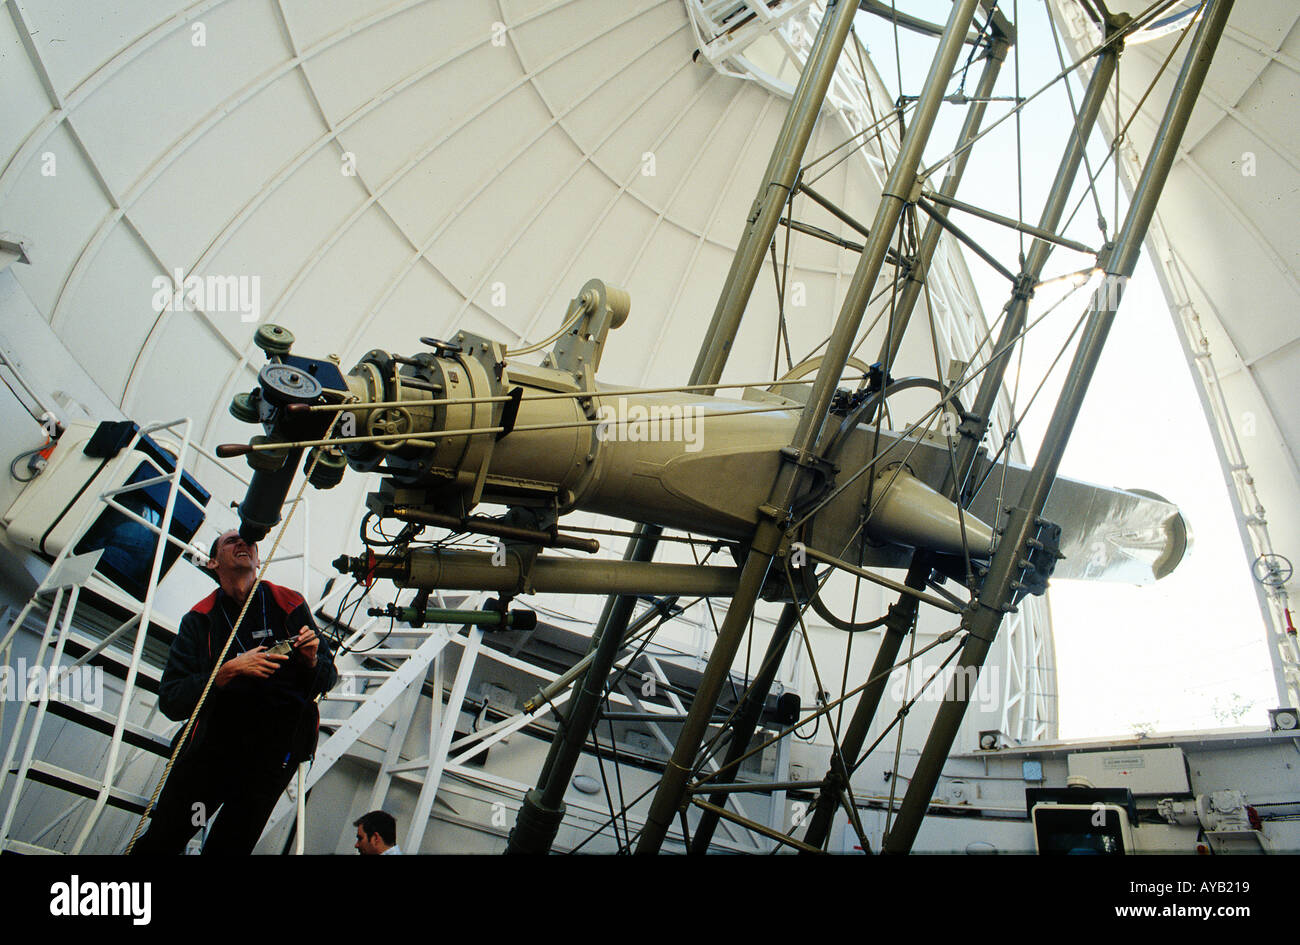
[921,190,1098,256]
[881,0,1237,855]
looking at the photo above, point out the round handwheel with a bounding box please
[1252,553,1293,587]
[368,406,415,451]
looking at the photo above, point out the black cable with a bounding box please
[955,9,993,97]
[323,575,396,658]
[340,589,399,656]
[325,576,365,649]
[603,700,631,852]
[849,638,967,776]
[588,721,624,852]
[325,576,364,641]
[359,510,423,548]
[794,697,823,742]
[690,539,743,707]
[566,780,660,854]
[605,602,677,696]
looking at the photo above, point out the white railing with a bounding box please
[0,416,318,853]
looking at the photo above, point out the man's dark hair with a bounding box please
[354,810,397,845]
[202,531,257,583]
[197,534,222,583]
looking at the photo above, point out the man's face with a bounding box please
[208,530,259,580]
[355,825,380,855]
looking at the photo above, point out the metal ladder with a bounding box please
[0,415,501,854]
[259,588,489,851]
[0,418,197,854]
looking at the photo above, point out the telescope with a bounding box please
[218,278,1188,610]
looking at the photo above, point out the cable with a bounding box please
[359,510,424,548]
[794,698,823,742]
[340,612,397,657]
[8,441,49,482]
[330,579,406,658]
[504,303,587,357]
[321,575,364,651]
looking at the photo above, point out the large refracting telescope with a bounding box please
[218,276,1188,610]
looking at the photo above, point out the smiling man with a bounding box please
[130,529,336,854]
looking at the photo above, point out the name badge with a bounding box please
[251,628,272,640]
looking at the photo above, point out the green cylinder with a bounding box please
[254,323,294,356]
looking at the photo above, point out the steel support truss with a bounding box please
[493,0,1233,856]
[882,0,1236,854]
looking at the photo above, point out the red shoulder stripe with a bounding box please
[266,582,306,614]
[191,589,220,615]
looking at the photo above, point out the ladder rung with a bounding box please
[62,632,163,695]
[45,700,173,757]
[2,839,63,855]
[321,693,370,703]
[21,760,151,815]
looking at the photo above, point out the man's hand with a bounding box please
[293,627,319,668]
[215,647,288,687]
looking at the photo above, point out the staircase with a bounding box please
[259,589,486,848]
[2,415,503,854]
[0,421,199,855]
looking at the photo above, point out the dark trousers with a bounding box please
[130,731,297,855]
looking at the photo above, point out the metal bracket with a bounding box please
[496,387,524,441]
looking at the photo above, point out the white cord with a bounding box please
[505,303,586,357]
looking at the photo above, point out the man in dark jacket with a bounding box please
[130,529,336,854]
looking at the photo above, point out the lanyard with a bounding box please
[218,585,270,655]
